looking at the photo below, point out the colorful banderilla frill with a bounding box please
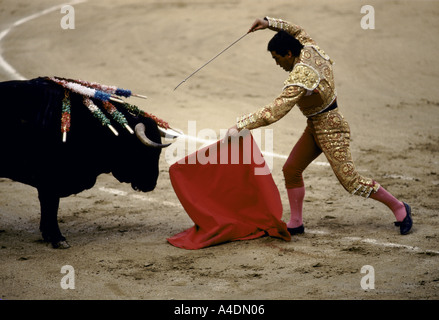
[55,77,147,99]
[61,90,71,143]
[102,100,134,134]
[83,97,119,136]
[121,102,170,130]
[47,77,169,142]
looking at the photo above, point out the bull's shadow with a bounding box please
[0,77,173,248]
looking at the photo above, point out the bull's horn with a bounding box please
[158,126,183,139]
[135,123,171,148]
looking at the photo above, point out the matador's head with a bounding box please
[267,31,303,72]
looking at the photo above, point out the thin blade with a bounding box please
[174,32,249,90]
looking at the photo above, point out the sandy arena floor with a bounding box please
[0,0,438,303]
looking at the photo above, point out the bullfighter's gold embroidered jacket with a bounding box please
[237,17,337,130]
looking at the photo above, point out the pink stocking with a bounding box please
[370,186,406,221]
[286,186,305,228]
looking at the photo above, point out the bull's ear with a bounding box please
[135,123,171,148]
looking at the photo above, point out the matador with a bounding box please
[223,17,413,235]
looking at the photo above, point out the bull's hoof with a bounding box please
[41,231,69,249]
[52,240,71,249]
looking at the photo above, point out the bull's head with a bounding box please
[110,115,180,193]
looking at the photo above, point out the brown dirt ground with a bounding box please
[0,0,438,302]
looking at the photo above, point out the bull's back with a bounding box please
[0,78,108,193]
[0,78,64,185]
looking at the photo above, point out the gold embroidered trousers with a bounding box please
[283,107,380,198]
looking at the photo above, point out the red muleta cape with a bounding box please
[167,132,291,249]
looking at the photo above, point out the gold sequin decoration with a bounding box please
[285,64,320,91]
[310,108,380,198]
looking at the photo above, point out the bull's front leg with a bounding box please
[37,189,70,249]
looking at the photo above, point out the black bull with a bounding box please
[0,77,170,248]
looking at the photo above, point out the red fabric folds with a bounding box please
[167,132,291,249]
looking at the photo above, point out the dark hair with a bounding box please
[267,30,304,57]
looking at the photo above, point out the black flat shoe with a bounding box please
[394,202,412,235]
[287,225,305,235]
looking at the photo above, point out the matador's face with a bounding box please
[270,50,296,72]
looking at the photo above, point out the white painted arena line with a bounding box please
[0,0,88,80]
[4,2,432,255]
[98,187,439,256]
[99,187,181,208]
[178,134,331,167]
[343,237,439,255]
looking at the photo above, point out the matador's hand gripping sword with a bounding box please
[174,32,250,91]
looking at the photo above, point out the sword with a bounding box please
[174,32,249,91]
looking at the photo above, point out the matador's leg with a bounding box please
[282,125,322,232]
[310,108,412,234]
[311,108,379,197]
